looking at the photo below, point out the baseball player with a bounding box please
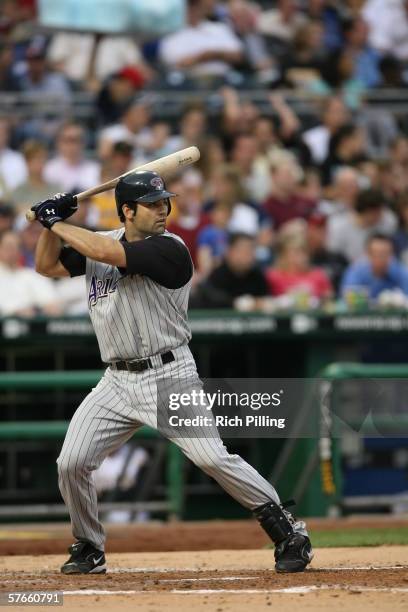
[32,171,313,575]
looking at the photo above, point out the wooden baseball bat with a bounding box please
[25,146,200,222]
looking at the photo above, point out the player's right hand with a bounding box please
[31,193,78,229]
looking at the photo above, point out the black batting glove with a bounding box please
[31,193,78,230]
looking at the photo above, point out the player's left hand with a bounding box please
[31,193,78,230]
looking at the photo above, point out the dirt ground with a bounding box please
[1,547,408,612]
[0,520,408,611]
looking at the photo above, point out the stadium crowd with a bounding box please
[2,0,408,315]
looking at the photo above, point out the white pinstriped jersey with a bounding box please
[85,228,192,363]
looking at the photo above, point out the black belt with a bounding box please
[109,350,175,373]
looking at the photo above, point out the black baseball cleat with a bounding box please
[274,533,314,573]
[61,542,106,574]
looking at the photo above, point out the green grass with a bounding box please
[267,526,408,548]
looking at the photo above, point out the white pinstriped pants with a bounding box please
[57,345,284,551]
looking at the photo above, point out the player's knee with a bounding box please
[190,446,232,472]
[57,452,89,478]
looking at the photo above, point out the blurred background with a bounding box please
[1,0,408,525]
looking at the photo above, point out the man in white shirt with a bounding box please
[0,230,61,316]
[0,118,27,198]
[44,122,100,193]
[97,97,152,160]
[302,96,350,165]
[363,0,408,61]
[159,0,243,81]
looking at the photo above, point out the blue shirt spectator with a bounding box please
[341,234,408,299]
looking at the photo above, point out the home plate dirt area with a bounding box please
[0,521,408,611]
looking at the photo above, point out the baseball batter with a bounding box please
[32,171,313,574]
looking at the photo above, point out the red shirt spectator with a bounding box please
[263,155,316,229]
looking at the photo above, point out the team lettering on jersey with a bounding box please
[88,275,119,308]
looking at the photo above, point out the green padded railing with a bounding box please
[0,371,184,517]
[318,362,408,510]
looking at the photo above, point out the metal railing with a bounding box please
[0,370,184,519]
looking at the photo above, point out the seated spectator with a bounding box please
[0,230,61,317]
[393,192,408,266]
[326,188,398,262]
[0,41,20,91]
[9,140,62,213]
[96,68,146,126]
[263,154,316,230]
[266,233,333,299]
[91,142,133,230]
[341,233,408,299]
[0,117,27,198]
[191,233,269,308]
[321,123,367,185]
[159,0,243,85]
[227,0,276,83]
[16,219,43,269]
[196,201,233,278]
[305,0,343,51]
[0,202,14,232]
[318,166,360,217]
[230,133,270,204]
[257,0,307,55]
[282,20,328,91]
[307,212,348,293]
[206,164,260,236]
[98,96,151,161]
[166,172,209,266]
[302,96,350,165]
[340,17,381,89]
[18,41,72,99]
[167,104,207,152]
[47,32,151,91]
[363,0,408,63]
[44,121,100,193]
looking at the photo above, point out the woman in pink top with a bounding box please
[266,234,333,299]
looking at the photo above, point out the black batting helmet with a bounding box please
[115,170,175,221]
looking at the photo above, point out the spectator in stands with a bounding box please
[321,123,367,185]
[0,117,27,198]
[327,188,398,262]
[393,191,408,266]
[18,220,42,269]
[96,68,146,126]
[263,154,316,230]
[302,96,350,165]
[230,133,270,204]
[98,96,151,161]
[307,212,348,293]
[341,17,382,89]
[166,172,209,267]
[227,0,276,84]
[9,140,62,213]
[44,121,100,193]
[91,142,133,230]
[191,233,269,308]
[0,203,14,232]
[304,0,343,51]
[257,0,307,53]
[167,104,207,152]
[341,233,408,299]
[206,163,260,234]
[282,20,328,91]
[196,200,233,279]
[363,0,408,63]
[318,166,360,217]
[18,41,72,99]
[159,0,244,85]
[0,230,61,317]
[0,41,20,91]
[47,32,151,91]
[266,232,333,300]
